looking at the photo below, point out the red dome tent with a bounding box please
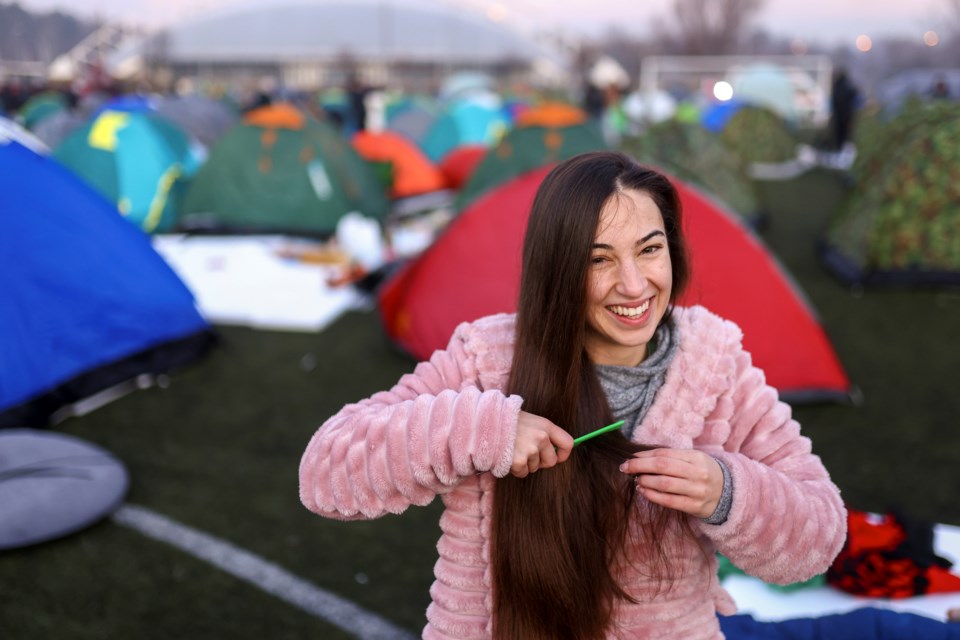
[437,144,487,190]
[379,166,851,403]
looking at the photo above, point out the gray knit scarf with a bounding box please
[595,317,678,441]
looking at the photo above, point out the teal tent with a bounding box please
[54,110,203,232]
[420,99,511,162]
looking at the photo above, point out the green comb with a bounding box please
[573,420,626,446]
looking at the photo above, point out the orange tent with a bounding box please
[514,102,586,128]
[352,129,447,199]
[242,102,306,130]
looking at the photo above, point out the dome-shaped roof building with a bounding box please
[140,1,569,93]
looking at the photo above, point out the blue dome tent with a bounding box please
[0,137,215,428]
[700,98,749,133]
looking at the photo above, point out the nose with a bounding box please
[617,258,647,295]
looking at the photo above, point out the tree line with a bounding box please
[0,2,96,63]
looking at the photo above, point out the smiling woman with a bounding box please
[299,151,847,639]
[586,188,675,367]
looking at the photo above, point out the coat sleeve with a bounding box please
[298,325,523,521]
[696,350,847,585]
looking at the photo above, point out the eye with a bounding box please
[640,243,663,255]
[590,255,608,265]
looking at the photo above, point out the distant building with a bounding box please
[126,2,569,94]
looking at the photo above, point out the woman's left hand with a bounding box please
[620,449,723,519]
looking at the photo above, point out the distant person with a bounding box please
[583,81,605,120]
[931,77,951,100]
[346,75,369,133]
[322,107,345,132]
[63,87,79,111]
[242,91,272,113]
[299,151,847,639]
[829,67,859,150]
[0,79,26,114]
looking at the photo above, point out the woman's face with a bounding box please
[584,189,673,367]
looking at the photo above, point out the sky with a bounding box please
[15,0,956,47]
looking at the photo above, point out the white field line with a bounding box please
[112,504,417,640]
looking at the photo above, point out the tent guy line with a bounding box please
[112,504,417,640]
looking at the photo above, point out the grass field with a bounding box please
[3,167,958,639]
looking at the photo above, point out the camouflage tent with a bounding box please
[454,121,607,212]
[720,105,798,165]
[820,104,960,286]
[620,120,761,223]
[850,98,959,184]
[181,103,388,236]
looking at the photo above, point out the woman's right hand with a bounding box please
[510,411,574,478]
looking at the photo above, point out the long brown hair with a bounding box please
[491,152,692,640]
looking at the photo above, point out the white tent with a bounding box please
[590,55,630,89]
[727,62,798,120]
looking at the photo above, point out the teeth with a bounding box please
[610,300,650,317]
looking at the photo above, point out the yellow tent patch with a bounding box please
[88,111,130,151]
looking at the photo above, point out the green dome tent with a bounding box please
[720,105,798,165]
[620,119,761,223]
[181,103,388,236]
[820,110,960,286]
[850,99,960,185]
[454,121,608,212]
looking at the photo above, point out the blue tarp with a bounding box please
[0,138,212,426]
[720,608,960,639]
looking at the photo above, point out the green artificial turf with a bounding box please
[3,167,958,639]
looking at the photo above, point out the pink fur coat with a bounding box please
[299,306,847,639]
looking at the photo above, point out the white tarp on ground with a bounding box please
[152,235,367,332]
[722,523,960,622]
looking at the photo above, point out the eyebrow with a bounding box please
[592,229,665,250]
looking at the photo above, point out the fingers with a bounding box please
[638,484,708,515]
[619,448,708,478]
[549,422,575,463]
[510,427,559,477]
[620,449,723,518]
[511,411,573,478]
[511,439,556,477]
[637,471,703,503]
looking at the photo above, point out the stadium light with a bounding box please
[713,80,734,101]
